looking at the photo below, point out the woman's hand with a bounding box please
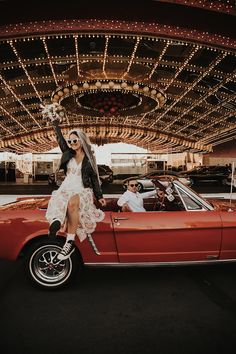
[98,198,106,207]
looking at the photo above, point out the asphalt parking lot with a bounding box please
[1,180,236,354]
[1,260,236,354]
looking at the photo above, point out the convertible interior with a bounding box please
[97,196,184,212]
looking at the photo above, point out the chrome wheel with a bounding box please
[25,240,81,289]
[29,245,72,286]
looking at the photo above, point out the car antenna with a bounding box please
[228,161,234,212]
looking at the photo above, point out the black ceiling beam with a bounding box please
[0,0,235,39]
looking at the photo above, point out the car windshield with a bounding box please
[173,180,214,210]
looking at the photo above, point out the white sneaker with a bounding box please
[57,240,75,261]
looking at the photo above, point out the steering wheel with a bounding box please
[151,176,175,211]
[153,193,166,211]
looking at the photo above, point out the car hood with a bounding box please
[0,197,50,210]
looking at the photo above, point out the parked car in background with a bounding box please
[97,164,114,184]
[181,165,231,186]
[48,170,65,187]
[48,164,113,187]
[122,170,191,192]
[167,165,187,172]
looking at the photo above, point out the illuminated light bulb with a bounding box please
[133,84,139,90]
[95,81,102,88]
[108,81,115,88]
[72,85,79,91]
[121,82,127,88]
[83,82,89,89]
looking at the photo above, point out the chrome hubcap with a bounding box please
[30,245,72,285]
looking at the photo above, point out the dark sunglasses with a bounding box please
[129,183,138,187]
[67,138,80,145]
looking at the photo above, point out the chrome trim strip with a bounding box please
[84,259,236,267]
[113,217,129,221]
[174,184,188,211]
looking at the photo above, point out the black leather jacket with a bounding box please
[53,122,103,201]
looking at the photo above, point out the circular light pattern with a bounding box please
[0,18,234,154]
[51,80,167,118]
[78,91,140,116]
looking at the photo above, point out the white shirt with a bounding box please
[117,190,157,212]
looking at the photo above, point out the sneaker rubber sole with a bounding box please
[48,219,61,238]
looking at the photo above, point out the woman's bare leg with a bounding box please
[67,194,80,234]
[56,195,80,261]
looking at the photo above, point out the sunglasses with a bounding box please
[129,184,138,187]
[67,138,80,145]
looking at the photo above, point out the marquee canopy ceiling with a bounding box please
[0,0,235,154]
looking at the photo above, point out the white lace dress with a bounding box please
[45,157,104,241]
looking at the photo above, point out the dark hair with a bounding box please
[128,179,137,185]
[69,131,79,138]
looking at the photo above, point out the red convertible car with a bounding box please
[0,176,236,289]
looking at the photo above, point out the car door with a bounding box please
[111,210,222,263]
